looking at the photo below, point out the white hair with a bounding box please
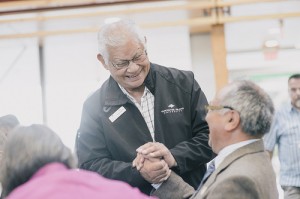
[97,19,146,64]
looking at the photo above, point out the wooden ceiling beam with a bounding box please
[218,11,300,23]
[0,0,166,15]
[0,16,215,39]
[0,0,288,16]
[0,1,214,23]
[0,0,298,38]
[216,0,283,7]
[0,0,142,9]
[1,9,300,40]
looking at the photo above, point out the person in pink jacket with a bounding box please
[0,124,153,199]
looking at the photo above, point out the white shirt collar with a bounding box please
[215,139,260,169]
[118,84,149,103]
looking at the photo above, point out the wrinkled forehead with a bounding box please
[106,41,144,60]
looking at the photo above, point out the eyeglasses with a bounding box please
[205,105,235,113]
[110,50,148,70]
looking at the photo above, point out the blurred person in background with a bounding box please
[264,73,300,199]
[75,18,213,195]
[0,124,153,199]
[149,80,278,199]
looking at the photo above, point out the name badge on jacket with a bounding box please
[109,106,126,122]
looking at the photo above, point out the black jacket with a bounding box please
[76,63,213,195]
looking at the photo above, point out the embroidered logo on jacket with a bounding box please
[161,104,184,114]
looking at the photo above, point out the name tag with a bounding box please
[109,106,126,122]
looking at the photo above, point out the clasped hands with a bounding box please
[132,142,177,184]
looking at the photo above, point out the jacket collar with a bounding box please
[103,76,129,106]
[144,63,155,94]
[199,140,265,196]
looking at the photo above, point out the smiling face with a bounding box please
[205,87,231,154]
[98,38,150,93]
[205,84,241,154]
[205,99,227,154]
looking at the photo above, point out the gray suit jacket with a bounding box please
[152,140,279,199]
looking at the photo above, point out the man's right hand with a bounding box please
[138,157,171,184]
[136,142,177,168]
[132,152,145,170]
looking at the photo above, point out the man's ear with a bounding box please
[97,54,109,70]
[224,111,240,131]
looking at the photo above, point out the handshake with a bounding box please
[132,142,177,184]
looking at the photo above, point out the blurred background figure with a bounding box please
[264,73,300,199]
[0,124,153,199]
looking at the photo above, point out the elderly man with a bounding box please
[75,18,213,195]
[141,80,278,199]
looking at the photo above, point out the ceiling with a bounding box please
[0,0,163,14]
[1,0,299,40]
